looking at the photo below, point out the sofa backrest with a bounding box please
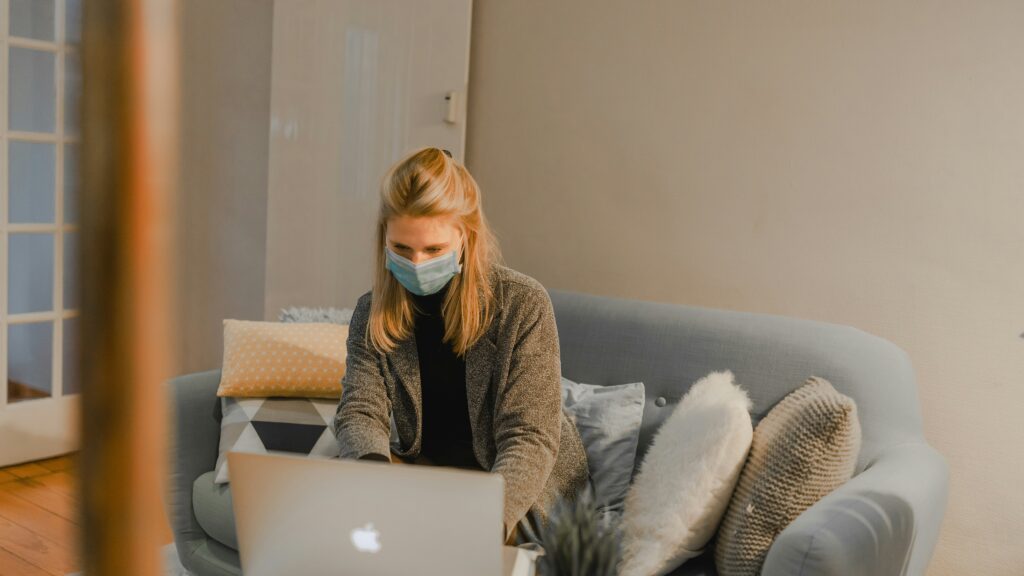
[547,288,925,475]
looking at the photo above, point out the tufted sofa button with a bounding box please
[655,396,667,407]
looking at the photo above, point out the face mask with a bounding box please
[385,244,463,296]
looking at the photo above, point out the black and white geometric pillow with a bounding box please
[214,396,340,484]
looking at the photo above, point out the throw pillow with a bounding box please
[278,306,354,324]
[714,376,861,576]
[214,396,341,484]
[560,377,646,514]
[617,370,754,576]
[217,319,348,399]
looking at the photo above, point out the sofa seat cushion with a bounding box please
[193,470,238,551]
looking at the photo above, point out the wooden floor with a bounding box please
[0,454,81,575]
[0,453,174,575]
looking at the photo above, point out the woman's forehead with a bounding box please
[386,215,460,243]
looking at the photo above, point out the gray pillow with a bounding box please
[278,306,353,324]
[560,376,646,513]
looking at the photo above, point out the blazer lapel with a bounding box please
[462,269,501,464]
[465,326,498,450]
[390,334,422,455]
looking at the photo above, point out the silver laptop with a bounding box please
[228,450,506,576]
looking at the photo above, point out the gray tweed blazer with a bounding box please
[333,264,589,541]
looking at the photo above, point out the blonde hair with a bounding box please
[367,147,503,357]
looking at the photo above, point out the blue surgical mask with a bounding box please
[385,245,462,296]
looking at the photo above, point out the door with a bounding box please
[0,0,83,466]
[263,0,474,318]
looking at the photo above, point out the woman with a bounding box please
[333,146,589,547]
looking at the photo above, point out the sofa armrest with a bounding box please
[760,441,949,576]
[166,369,223,558]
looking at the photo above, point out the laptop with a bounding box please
[227,450,511,576]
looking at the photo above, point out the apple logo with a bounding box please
[350,522,382,554]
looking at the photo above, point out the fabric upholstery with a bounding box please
[546,289,946,576]
[166,370,243,576]
[759,441,947,576]
[193,471,237,551]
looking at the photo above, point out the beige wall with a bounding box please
[466,2,1023,574]
[263,0,473,320]
[176,0,274,374]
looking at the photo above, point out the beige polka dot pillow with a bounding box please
[217,319,348,399]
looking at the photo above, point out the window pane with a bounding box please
[64,231,78,309]
[9,233,54,314]
[8,141,55,223]
[65,0,82,44]
[63,317,79,395]
[9,47,56,133]
[64,51,80,135]
[8,321,54,403]
[64,143,79,223]
[10,0,55,42]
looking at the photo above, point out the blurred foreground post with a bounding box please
[79,0,179,574]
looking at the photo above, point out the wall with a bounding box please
[465,1,1023,574]
[175,0,474,370]
[262,0,473,320]
[175,0,274,374]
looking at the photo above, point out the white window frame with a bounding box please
[0,0,81,410]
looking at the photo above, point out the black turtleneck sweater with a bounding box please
[409,280,481,470]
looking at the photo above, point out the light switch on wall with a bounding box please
[444,90,459,124]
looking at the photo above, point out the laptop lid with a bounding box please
[228,451,505,576]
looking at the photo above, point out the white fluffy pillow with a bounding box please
[618,370,754,576]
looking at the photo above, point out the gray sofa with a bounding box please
[167,289,949,575]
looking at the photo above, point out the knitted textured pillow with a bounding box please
[217,319,348,399]
[617,370,753,576]
[714,376,861,576]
